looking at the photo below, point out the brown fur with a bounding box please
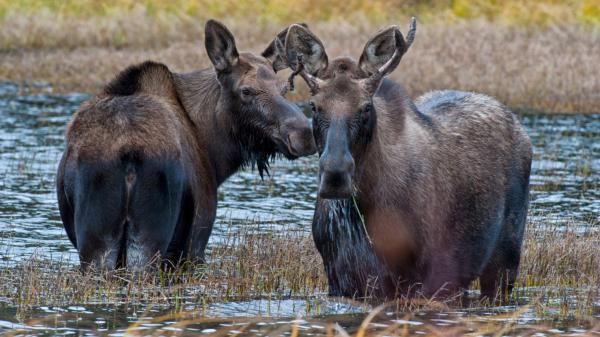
[286,22,532,302]
[57,21,315,271]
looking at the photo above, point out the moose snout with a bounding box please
[274,98,317,158]
[279,118,317,158]
[285,126,317,157]
[318,152,355,199]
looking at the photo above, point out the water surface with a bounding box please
[0,83,598,335]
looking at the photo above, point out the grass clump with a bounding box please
[0,215,598,335]
[0,216,598,313]
[0,223,327,311]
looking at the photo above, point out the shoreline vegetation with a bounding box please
[1,0,600,113]
[1,216,598,316]
[0,216,598,335]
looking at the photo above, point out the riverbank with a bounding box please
[1,16,599,113]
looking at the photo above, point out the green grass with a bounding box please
[1,0,599,26]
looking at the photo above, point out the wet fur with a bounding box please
[312,66,532,301]
[57,56,299,270]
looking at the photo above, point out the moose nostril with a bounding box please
[324,171,346,186]
[320,156,355,185]
[319,169,354,200]
[287,133,296,153]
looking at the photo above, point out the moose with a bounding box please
[56,20,316,271]
[285,19,532,302]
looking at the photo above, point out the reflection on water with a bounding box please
[524,113,600,229]
[0,300,598,336]
[0,83,598,334]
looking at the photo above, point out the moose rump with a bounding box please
[57,66,196,271]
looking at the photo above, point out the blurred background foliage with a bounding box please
[1,0,599,26]
[1,0,598,112]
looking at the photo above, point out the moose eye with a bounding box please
[240,87,255,97]
[309,102,317,113]
[363,103,372,114]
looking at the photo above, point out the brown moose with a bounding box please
[285,18,532,302]
[56,20,316,271]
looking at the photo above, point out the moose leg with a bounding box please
[422,256,465,300]
[481,172,528,303]
[164,187,195,267]
[126,158,184,271]
[74,162,127,272]
[480,249,520,304]
[480,217,524,303]
[57,154,77,248]
[186,199,216,264]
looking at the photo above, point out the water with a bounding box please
[0,83,598,335]
[0,301,598,336]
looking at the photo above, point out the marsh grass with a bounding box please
[0,216,597,321]
[0,223,328,312]
[1,3,600,113]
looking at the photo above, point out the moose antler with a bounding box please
[405,16,417,50]
[287,54,303,92]
[287,54,322,95]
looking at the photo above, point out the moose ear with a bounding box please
[262,23,309,72]
[285,24,328,76]
[358,26,406,77]
[359,18,416,95]
[205,19,239,72]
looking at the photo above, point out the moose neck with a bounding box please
[173,69,262,186]
[354,83,436,210]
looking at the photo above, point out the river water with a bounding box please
[0,82,598,335]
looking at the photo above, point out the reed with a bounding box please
[1,17,599,113]
[0,215,597,315]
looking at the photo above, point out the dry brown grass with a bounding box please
[0,216,597,313]
[0,223,327,311]
[0,215,598,335]
[518,218,600,317]
[1,17,599,113]
[0,213,600,336]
